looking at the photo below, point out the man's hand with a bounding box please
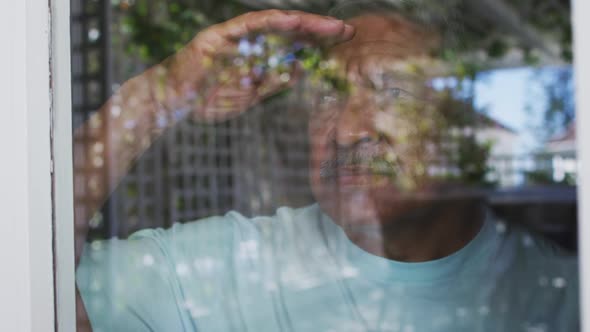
[165,10,356,122]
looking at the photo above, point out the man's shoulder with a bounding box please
[504,223,578,269]
[491,224,579,329]
[166,203,319,233]
[132,204,322,251]
[494,223,578,296]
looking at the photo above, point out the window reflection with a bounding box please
[72,0,579,331]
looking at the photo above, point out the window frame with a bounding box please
[0,0,56,330]
[52,0,76,330]
[1,0,588,331]
[573,0,590,330]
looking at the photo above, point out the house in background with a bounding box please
[543,122,577,184]
[475,113,521,187]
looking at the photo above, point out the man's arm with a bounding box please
[74,10,354,331]
[74,10,355,259]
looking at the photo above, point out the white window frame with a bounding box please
[574,0,590,331]
[0,0,55,331]
[0,0,74,330]
[0,0,588,331]
[52,0,76,330]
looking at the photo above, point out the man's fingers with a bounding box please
[242,11,303,37]
[202,10,355,51]
[342,24,356,41]
[222,10,300,39]
[285,10,349,40]
[184,10,356,122]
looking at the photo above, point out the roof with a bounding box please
[547,122,576,143]
[476,112,518,134]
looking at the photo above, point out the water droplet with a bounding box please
[92,142,104,153]
[110,105,122,117]
[90,240,103,251]
[552,277,566,288]
[478,305,490,316]
[495,221,507,233]
[89,114,102,129]
[88,28,100,42]
[251,44,264,56]
[522,234,533,247]
[143,254,154,267]
[341,266,359,278]
[238,39,251,56]
[268,55,279,68]
[280,72,291,83]
[176,263,190,277]
[92,156,104,168]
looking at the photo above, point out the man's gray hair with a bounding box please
[327,0,463,53]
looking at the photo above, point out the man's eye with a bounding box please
[384,87,410,99]
[374,87,414,107]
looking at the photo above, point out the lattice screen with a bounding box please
[71,0,576,241]
[72,0,314,239]
[71,0,115,241]
[112,93,314,238]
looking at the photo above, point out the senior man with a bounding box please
[76,6,578,332]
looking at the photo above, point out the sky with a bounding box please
[473,67,549,153]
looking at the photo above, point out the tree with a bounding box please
[537,67,574,142]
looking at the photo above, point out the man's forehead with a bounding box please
[327,13,443,81]
[330,13,439,59]
[345,14,425,44]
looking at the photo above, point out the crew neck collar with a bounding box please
[319,207,499,285]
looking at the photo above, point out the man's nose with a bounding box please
[334,94,379,147]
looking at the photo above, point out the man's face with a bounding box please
[307,14,444,229]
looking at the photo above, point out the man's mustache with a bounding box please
[319,145,398,180]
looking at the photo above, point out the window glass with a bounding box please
[71,1,579,331]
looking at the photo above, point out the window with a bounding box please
[40,0,590,331]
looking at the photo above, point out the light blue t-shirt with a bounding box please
[77,204,579,332]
